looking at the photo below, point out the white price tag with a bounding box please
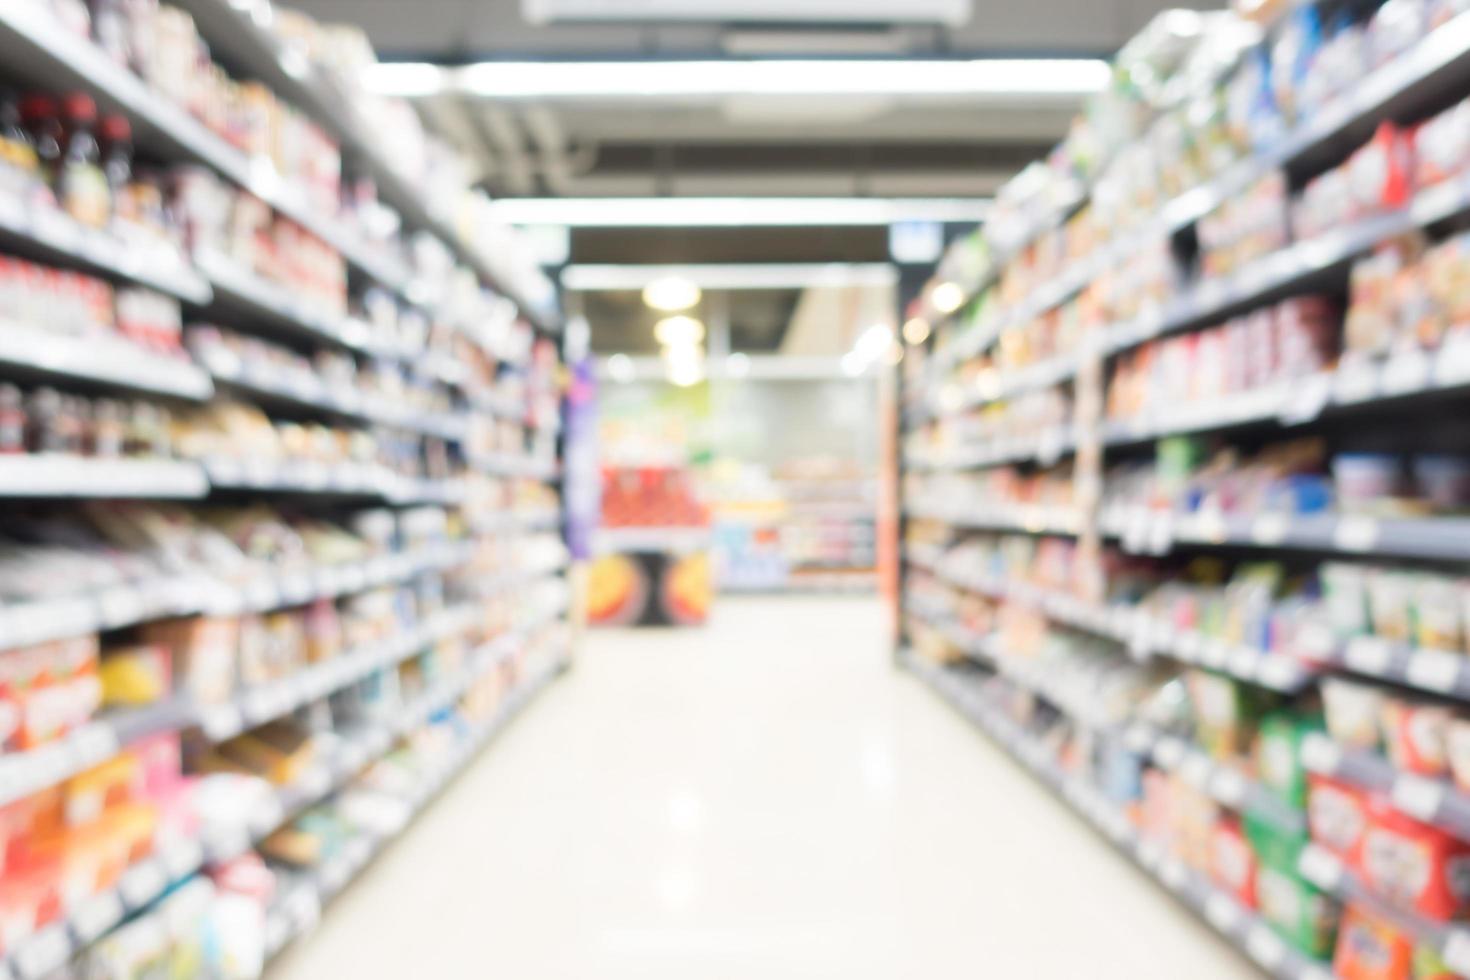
[1228,647,1260,681]
[1245,924,1287,971]
[1407,649,1463,694]
[1181,754,1211,788]
[1443,930,1470,978]
[1334,363,1379,404]
[1280,373,1333,425]
[1295,622,1337,659]
[208,826,251,862]
[14,924,71,980]
[1174,630,1202,661]
[1392,774,1446,822]
[119,860,167,908]
[161,838,204,879]
[199,703,244,740]
[1298,845,1342,890]
[1202,639,1231,670]
[1436,341,1470,388]
[71,890,125,942]
[1249,514,1288,546]
[1204,893,1241,933]
[74,723,121,767]
[321,858,351,894]
[1154,738,1186,770]
[1334,516,1380,553]
[1345,636,1393,676]
[0,192,27,230]
[1160,857,1187,890]
[1300,734,1343,776]
[96,586,146,627]
[1383,349,1430,394]
[244,578,278,611]
[1258,656,1303,692]
[1147,514,1173,555]
[291,887,322,934]
[1123,724,1155,755]
[1212,769,1247,806]
[31,208,79,251]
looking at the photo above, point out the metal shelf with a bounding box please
[200,457,464,504]
[0,541,472,674]
[194,250,375,353]
[1300,733,1470,842]
[1295,842,1470,978]
[919,173,1470,429]
[0,4,401,293]
[907,609,1307,834]
[472,452,560,481]
[905,655,1332,980]
[928,10,1470,374]
[0,321,213,401]
[906,553,1317,694]
[262,654,566,961]
[0,627,570,980]
[164,0,560,330]
[903,425,1077,471]
[0,194,210,303]
[903,503,1083,537]
[0,457,207,498]
[1102,505,1470,564]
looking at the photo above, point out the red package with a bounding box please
[1333,903,1414,980]
[1309,776,1372,868]
[1348,122,1416,220]
[1360,799,1470,921]
[1211,816,1258,908]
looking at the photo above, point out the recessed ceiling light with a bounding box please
[655,316,706,348]
[903,317,931,345]
[643,277,702,311]
[930,282,965,314]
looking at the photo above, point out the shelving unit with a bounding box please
[898,6,1470,977]
[0,1,573,975]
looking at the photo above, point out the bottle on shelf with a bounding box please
[59,93,109,229]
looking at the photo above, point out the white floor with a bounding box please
[269,595,1258,979]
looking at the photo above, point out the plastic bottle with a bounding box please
[0,90,39,195]
[20,94,64,198]
[59,93,109,228]
[100,114,135,225]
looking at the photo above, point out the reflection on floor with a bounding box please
[269,595,1257,979]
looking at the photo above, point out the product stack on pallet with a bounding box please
[900,2,1470,977]
[0,1,570,976]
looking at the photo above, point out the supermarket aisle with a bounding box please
[269,596,1255,980]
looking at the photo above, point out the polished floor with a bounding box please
[269,595,1257,979]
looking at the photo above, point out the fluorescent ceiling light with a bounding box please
[365,58,1106,100]
[498,197,989,229]
[364,62,447,97]
[564,263,899,292]
[643,277,702,311]
[452,59,1108,99]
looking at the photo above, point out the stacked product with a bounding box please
[590,466,711,627]
[900,2,1470,977]
[0,1,572,976]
